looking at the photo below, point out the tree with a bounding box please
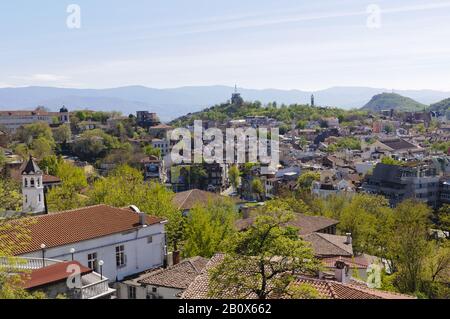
[381,156,404,166]
[87,165,183,251]
[189,165,207,189]
[338,194,393,254]
[208,209,320,299]
[46,161,88,212]
[0,179,22,212]
[251,178,265,201]
[39,155,63,176]
[296,171,320,191]
[0,217,46,299]
[16,122,54,146]
[228,165,240,192]
[30,136,54,159]
[389,200,431,293]
[143,145,161,158]
[53,124,72,144]
[183,199,236,258]
[0,148,6,168]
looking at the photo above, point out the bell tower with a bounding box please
[21,156,45,214]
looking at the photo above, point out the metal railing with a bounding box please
[0,256,61,270]
[80,274,111,299]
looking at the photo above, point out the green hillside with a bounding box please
[362,93,427,112]
[170,101,367,129]
[429,98,450,113]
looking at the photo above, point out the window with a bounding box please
[128,286,137,299]
[88,252,98,271]
[116,245,126,267]
[152,287,157,293]
[38,194,41,202]
[147,235,153,244]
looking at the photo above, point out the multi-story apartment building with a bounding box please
[363,162,440,207]
[0,106,70,133]
[136,111,160,129]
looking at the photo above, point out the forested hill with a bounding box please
[429,98,450,113]
[169,101,367,130]
[361,93,427,112]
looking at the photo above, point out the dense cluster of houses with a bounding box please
[2,97,450,299]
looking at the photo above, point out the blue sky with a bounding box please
[1,0,450,90]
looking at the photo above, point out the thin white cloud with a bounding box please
[12,74,70,82]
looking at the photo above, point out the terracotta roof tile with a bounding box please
[0,205,165,255]
[173,189,229,211]
[303,233,353,257]
[138,257,209,289]
[21,261,92,289]
[182,254,415,299]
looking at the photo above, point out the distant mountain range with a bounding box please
[0,85,449,121]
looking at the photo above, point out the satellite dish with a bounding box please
[129,205,141,213]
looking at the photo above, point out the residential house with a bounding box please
[181,254,414,299]
[117,256,208,299]
[0,204,168,284]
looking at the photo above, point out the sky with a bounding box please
[1,0,450,91]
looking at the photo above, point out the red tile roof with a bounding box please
[303,233,353,257]
[173,189,229,210]
[236,213,338,235]
[138,257,209,289]
[0,205,165,255]
[21,261,92,289]
[181,254,415,299]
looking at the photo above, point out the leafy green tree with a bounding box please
[296,171,320,191]
[381,156,404,166]
[0,179,22,212]
[53,124,72,144]
[143,145,161,158]
[189,165,207,189]
[389,200,431,294]
[16,122,54,146]
[208,209,320,299]
[183,199,236,258]
[251,178,265,201]
[0,148,6,168]
[338,194,393,254]
[46,161,88,212]
[39,155,63,176]
[87,165,183,251]
[0,217,46,299]
[30,136,54,159]
[228,165,240,192]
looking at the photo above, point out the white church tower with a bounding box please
[21,156,45,214]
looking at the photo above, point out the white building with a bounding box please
[0,107,70,133]
[151,138,170,157]
[3,204,168,285]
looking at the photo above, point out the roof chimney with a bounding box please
[139,212,147,226]
[129,205,147,226]
[334,260,351,283]
[345,233,352,245]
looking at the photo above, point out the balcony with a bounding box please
[0,257,115,299]
[79,272,116,299]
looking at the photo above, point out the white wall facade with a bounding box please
[20,222,167,282]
